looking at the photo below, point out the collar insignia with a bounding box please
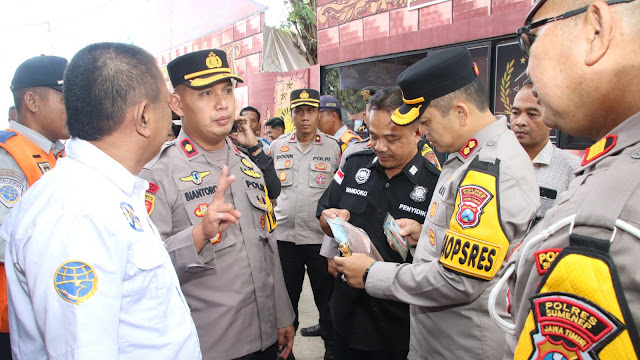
[315,134,321,143]
[180,138,198,158]
[147,182,159,194]
[460,138,478,159]
[289,133,296,141]
[582,135,616,166]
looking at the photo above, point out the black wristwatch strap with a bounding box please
[247,142,262,153]
[363,261,377,285]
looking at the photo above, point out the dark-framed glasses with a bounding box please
[516,0,635,57]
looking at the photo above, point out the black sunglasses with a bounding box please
[516,0,635,57]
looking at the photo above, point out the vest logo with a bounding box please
[180,170,211,185]
[194,203,208,217]
[145,194,155,215]
[455,185,493,229]
[54,261,97,305]
[525,293,623,360]
[280,145,290,152]
[534,248,562,275]
[120,202,143,232]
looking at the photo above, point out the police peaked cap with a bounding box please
[392,47,479,126]
[168,49,243,90]
[290,88,320,108]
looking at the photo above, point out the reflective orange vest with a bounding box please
[339,130,362,152]
[0,129,64,333]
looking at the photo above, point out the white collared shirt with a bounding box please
[1,138,201,359]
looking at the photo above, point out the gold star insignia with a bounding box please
[520,57,526,64]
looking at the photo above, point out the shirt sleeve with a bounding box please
[16,213,127,359]
[366,168,539,308]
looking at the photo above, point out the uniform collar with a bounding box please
[66,137,145,195]
[10,121,64,155]
[334,125,348,139]
[447,116,509,164]
[174,130,242,163]
[369,150,428,185]
[532,140,553,165]
[578,111,640,169]
[288,130,323,144]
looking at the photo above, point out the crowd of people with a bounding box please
[0,0,639,358]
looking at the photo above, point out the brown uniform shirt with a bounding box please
[140,132,294,360]
[270,131,341,245]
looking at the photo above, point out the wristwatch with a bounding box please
[247,142,262,153]
[363,261,377,285]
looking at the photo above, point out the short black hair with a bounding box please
[64,42,163,141]
[429,77,489,117]
[368,86,403,114]
[240,106,260,120]
[265,117,285,130]
[8,105,16,116]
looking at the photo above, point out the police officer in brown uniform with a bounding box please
[488,0,640,358]
[140,49,295,360]
[334,47,540,359]
[270,88,341,359]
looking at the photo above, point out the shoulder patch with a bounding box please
[0,176,24,208]
[0,130,17,144]
[582,134,616,166]
[333,169,344,185]
[54,261,98,305]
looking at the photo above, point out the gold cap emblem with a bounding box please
[300,90,309,99]
[206,52,222,69]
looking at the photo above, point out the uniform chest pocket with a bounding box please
[309,161,333,189]
[275,158,293,187]
[339,194,367,215]
[124,240,173,327]
[245,189,269,240]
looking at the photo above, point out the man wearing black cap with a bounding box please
[140,49,295,360]
[0,54,69,357]
[492,0,640,358]
[270,88,341,359]
[334,47,539,359]
[318,86,440,360]
[318,95,362,152]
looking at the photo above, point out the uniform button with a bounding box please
[385,183,389,188]
[632,149,640,159]
[487,141,495,146]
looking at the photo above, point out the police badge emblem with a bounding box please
[355,168,370,184]
[410,185,427,202]
[455,185,493,229]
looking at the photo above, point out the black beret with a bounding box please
[290,88,320,108]
[391,47,479,125]
[167,49,243,90]
[11,55,68,92]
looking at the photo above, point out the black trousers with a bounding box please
[335,331,407,360]
[277,241,334,339]
[232,342,278,360]
[0,332,10,359]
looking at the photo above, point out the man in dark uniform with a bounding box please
[140,49,295,360]
[317,86,440,360]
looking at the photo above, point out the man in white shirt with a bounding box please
[510,82,580,215]
[1,42,203,359]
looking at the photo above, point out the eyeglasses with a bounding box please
[516,0,635,57]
